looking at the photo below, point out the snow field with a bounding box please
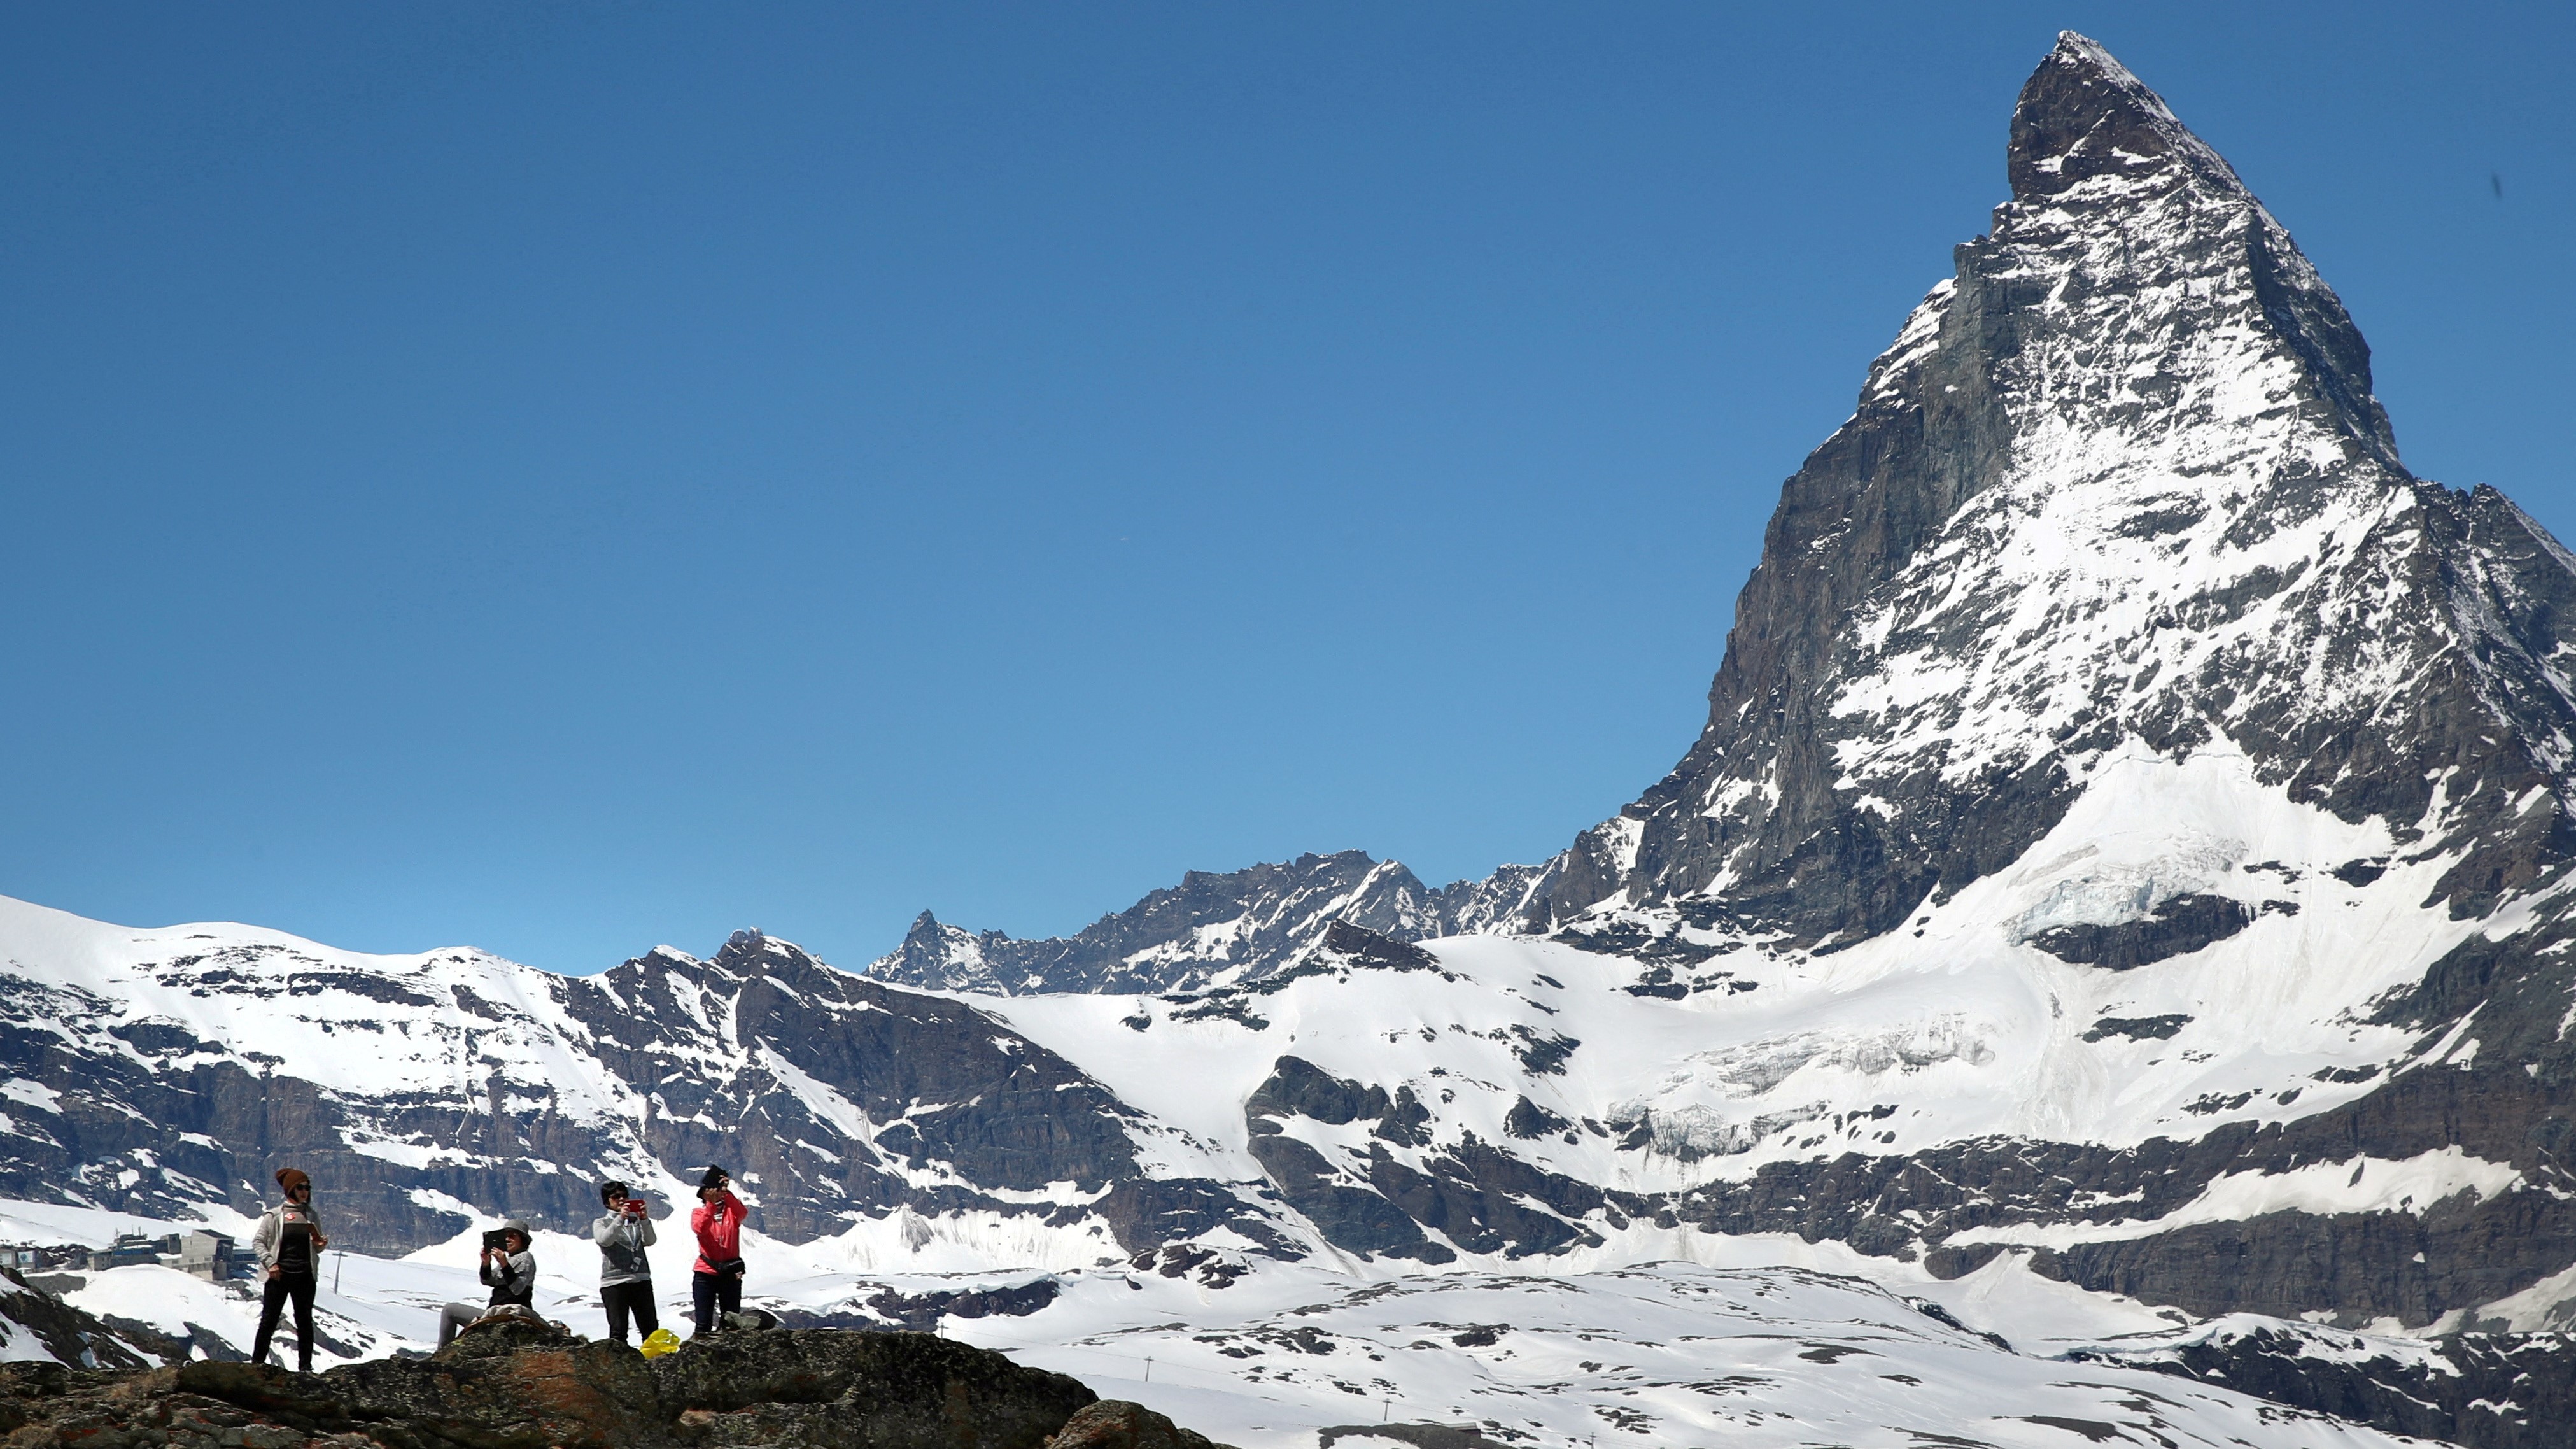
[933,1261,2423,1448]
[0,1196,2430,1445]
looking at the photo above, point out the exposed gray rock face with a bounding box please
[1244,1055,1456,1265]
[870,851,1544,996]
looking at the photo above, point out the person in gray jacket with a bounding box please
[437,1220,537,1348]
[593,1181,658,1347]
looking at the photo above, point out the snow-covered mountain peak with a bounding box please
[1510,32,2568,948]
[1997,31,2395,466]
[701,926,820,980]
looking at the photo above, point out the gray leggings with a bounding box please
[436,1302,481,1348]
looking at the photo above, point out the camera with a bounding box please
[623,1198,647,1216]
[481,1229,510,1251]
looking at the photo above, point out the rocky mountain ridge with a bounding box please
[0,898,1332,1261]
[869,850,1544,996]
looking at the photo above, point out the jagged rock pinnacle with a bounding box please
[2008,31,2249,203]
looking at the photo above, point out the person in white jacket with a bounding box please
[250,1167,328,1372]
[593,1181,659,1347]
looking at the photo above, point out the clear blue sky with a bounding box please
[3,3,2567,974]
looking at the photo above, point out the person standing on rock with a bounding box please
[593,1181,658,1347]
[437,1219,538,1348]
[250,1166,328,1372]
[689,1166,747,1335]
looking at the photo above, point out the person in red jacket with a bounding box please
[689,1164,748,1334]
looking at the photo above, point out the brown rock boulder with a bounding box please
[654,1329,1093,1448]
[1047,1399,1232,1449]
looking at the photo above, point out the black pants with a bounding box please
[691,1269,740,1334]
[602,1280,659,1345]
[253,1273,317,1371]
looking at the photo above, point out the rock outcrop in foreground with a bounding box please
[0,1320,1228,1449]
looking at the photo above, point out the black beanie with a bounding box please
[699,1165,729,1190]
[598,1180,628,1206]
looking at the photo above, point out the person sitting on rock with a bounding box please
[250,1166,328,1373]
[593,1181,658,1347]
[437,1219,538,1348]
[689,1166,747,1336]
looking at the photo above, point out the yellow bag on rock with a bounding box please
[638,1328,681,1359]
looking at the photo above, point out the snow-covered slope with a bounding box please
[0,1198,2453,1448]
[946,1262,2453,1449]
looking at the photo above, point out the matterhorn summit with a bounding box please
[1521,31,2576,948]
